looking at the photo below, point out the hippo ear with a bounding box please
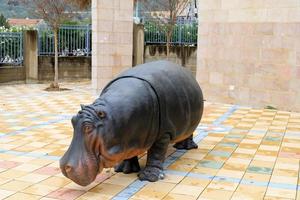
[80,104,86,110]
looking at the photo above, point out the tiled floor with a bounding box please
[0,82,300,200]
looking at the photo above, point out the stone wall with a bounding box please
[0,57,91,83]
[0,66,25,83]
[197,0,300,111]
[91,0,133,93]
[144,45,197,76]
[38,56,91,81]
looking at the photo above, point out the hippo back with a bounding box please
[107,60,203,142]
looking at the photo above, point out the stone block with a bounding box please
[266,8,288,22]
[116,44,133,56]
[296,52,300,65]
[261,48,290,64]
[221,0,239,10]
[113,21,133,33]
[255,23,274,35]
[120,0,133,10]
[198,0,221,10]
[97,20,114,32]
[209,71,223,85]
[97,8,114,20]
[98,67,113,79]
[114,9,133,22]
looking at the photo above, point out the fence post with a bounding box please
[86,25,90,55]
[133,23,144,66]
[24,30,38,83]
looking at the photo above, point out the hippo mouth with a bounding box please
[60,154,103,186]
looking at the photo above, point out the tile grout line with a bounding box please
[229,110,272,199]
[262,111,289,199]
[196,107,249,200]
[111,105,239,200]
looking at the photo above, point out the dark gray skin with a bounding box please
[60,61,204,186]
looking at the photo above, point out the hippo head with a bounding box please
[60,103,112,186]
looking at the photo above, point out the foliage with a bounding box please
[72,0,91,9]
[0,25,36,32]
[0,13,10,28]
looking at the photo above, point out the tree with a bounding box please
[73,0,91,9]
[0,13,10,29]
[24,0,78,89]
[140,0,192,58]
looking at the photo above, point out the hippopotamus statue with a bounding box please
[60,60,204,186]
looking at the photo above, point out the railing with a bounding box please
[143,18,198,45]
[38,25,91,56]
[0,32,23,65]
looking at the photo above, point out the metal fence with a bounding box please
[0,20,197,66]
[38,25,91,56]
[0,32,23,65]
[143,18,198,45]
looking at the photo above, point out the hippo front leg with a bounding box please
[138,134,170,182]
[114,156,140,174]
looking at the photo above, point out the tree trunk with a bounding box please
[53,29,59,88]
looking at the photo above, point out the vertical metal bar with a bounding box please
[58,27,61,55]
[75,27,79,50]
[86,25,89,56]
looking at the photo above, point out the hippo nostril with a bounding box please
[65,165,72,174]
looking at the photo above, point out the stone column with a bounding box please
[24,30,38,83]
[133,23,144,66]
[92,0,133,93]
[196,0,300,111]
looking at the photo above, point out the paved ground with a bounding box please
[0,82,300,200]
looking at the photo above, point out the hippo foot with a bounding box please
[173,137,198,150]
[114,156,140,174]
[138,166,165,182]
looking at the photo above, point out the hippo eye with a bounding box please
[84,125,93,134]
[98,111,106,119]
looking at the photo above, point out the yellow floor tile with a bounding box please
[89,183,125,196]
[265,187,297,199]
[163,193,197,200]
[22,184,58,196]
[0,169,27,179]
[0,189,15,199]
[199,188,233,200]
[264,196,295,200]
[39,176,71,187]
[0,180,32,192]
[170,184,204,197]
[76,192,111,200]
[4,192,41,200]
[180,177,211,188]
[16,173,50,183]
[207,180,238,191]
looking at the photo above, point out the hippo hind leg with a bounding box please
[138,133,170,182]
[173,135,198,150]
[114,156,140,174]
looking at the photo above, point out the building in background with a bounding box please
[7,18,44,28]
